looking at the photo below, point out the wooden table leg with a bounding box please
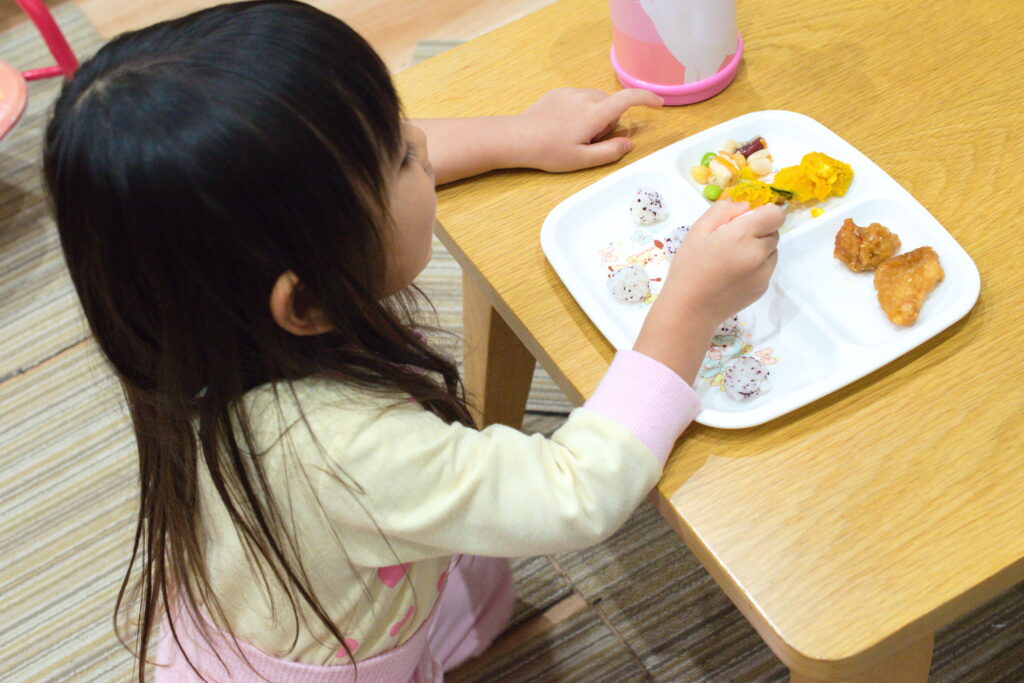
[461,272,535,429]
[789,634,934,683]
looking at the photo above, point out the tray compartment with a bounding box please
[547,170,715,349]
[673,111,872,233]
[694,280,840,417]
[777,197,959,347]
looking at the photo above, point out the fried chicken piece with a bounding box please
[873,247,944,325]
[833,218,901,271]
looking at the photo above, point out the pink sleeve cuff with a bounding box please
[583,350,702,467]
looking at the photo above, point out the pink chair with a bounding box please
[0,0,79,140]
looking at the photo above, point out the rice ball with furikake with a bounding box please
[723,356,770,400]
[630,187,667,226]
[607,264,650,303]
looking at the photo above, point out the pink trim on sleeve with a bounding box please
[583,350,702,467]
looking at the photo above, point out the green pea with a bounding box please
[703,184,722,200]
[700,152,716,167]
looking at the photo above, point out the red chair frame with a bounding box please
[14,0,79,81]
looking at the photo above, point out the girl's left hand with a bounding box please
[514,88,663,172]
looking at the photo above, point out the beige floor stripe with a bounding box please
[0,6,96,383]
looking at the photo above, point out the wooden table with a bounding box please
[395,1,1024,680]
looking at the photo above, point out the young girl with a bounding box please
[43,1,781,680]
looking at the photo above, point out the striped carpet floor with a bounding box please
[1,7,139,682]
[0,12,1021,683]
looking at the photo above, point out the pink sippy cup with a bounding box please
[609,0,742,105]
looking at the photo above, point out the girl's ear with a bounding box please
[269,271,335,336]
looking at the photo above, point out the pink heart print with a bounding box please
[389,605,415,637]
[377,563,410,588]
[335,638,360,658]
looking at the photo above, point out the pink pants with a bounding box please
[154,556,514,682]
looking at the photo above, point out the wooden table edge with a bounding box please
[652,489,1024,680]
[433,219,587,406]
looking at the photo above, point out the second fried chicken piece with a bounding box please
[873,247,944,325]
[833,218,902,271]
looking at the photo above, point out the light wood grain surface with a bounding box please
[395,0,1024,679]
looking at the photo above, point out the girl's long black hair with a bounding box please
[43,1,473,679]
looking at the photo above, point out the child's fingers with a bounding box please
[757,247,779,280]
[742,214,780,269]
[754,204,785,236]
[744,252,778,297]
[758,230,780,260]
[572,136,635,168]
[690,200,751,234]
[592,120,618,141]
[576,87,612,102]
[591,88,664,126]
[722,203,785,238]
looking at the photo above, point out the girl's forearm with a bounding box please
[411,117,527,185]
[633,289,719,386]
[411,88,662,184]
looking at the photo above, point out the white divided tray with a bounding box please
[540,110,980,429]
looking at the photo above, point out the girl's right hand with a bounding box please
[633,201,783,383]
[668,201,782,324]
